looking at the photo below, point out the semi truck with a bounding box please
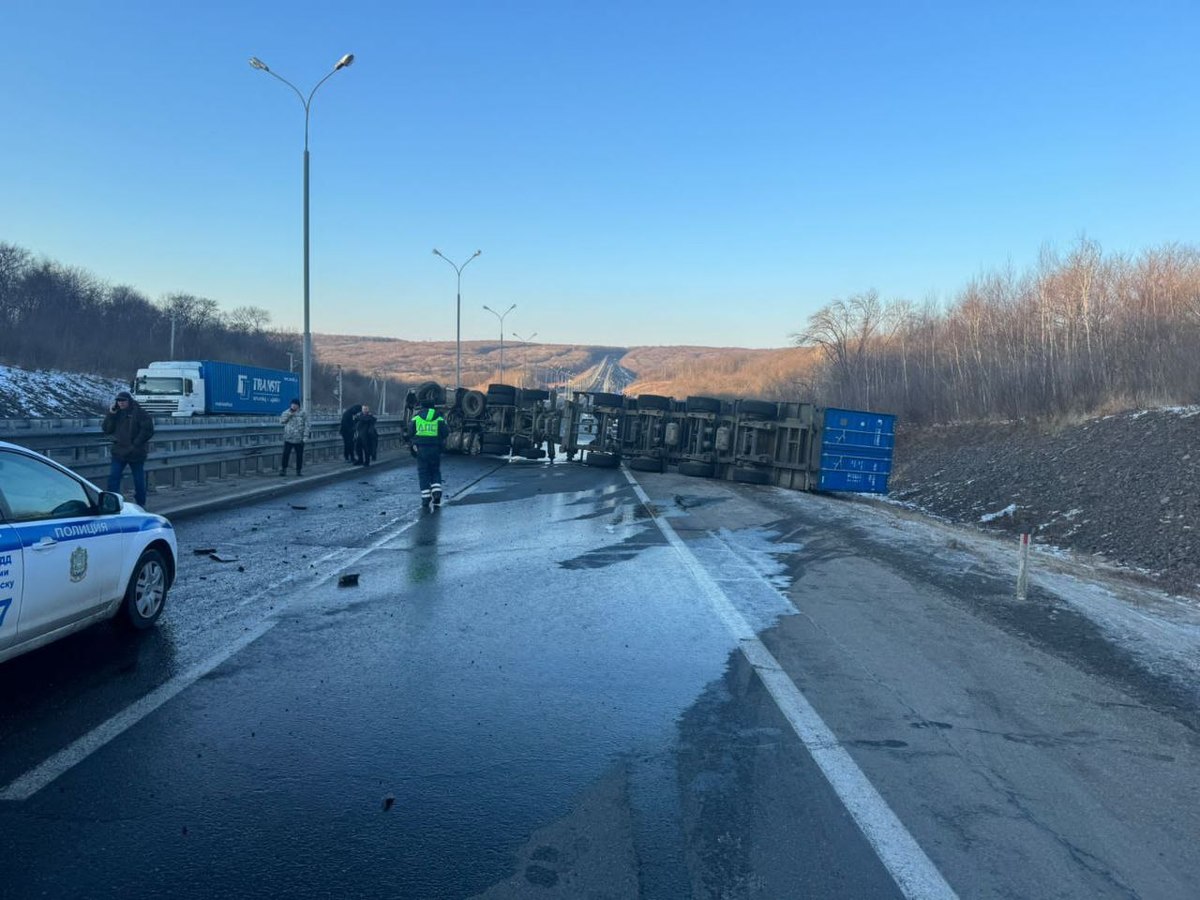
[131,360,300,417]
[427,382,895,494]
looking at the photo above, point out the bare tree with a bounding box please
[793,289,883,407]
[226,305,272,332]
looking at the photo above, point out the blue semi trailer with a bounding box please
[131,360,301,416]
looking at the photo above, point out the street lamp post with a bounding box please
[511,331,538,387]
[432,249,482,391]
[482,303,517,383]
[249,52,354,416]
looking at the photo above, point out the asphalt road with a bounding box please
[1,455,1197,898]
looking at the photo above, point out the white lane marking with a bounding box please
[622,469,959,900]
[1,471,494,803]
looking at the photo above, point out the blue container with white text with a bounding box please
[201,361,300,414]
[817,407,896,493]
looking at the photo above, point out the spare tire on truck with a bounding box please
[585,450,619,468]
[731,466,770,485]
[480,435,511,455]
[636,394,672,412]
[487,384,517,406]
[737,399,778,420]
[686,396,721,414]
[590,392,624,409]
[462,390,487,418]
[416,381,443,406]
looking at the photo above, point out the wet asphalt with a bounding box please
[1,456,1198,898]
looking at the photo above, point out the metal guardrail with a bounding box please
[0,415,408,489]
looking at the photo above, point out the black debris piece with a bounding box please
[338,573,360,588]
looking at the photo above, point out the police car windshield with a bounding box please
[135,376,183,395]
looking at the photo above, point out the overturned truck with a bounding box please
[409,382,895,494]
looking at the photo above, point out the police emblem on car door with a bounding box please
[69,546,88,582]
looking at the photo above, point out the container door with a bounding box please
[817,408,896,493]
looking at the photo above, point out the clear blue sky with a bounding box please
[4,1,1197,349]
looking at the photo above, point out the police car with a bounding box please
[0,441,177,665]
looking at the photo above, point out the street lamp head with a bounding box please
[249,57,270,72]
[433,248,443,257]
[473,250,482,258]
[334,53,355,70]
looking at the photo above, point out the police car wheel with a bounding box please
[123,549,168,629]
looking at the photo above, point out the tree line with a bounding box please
[0,242,404,414]
[795,238,1200,424]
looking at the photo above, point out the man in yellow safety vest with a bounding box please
[410,400,448,509]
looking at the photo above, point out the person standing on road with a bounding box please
[354,404,379,466]
[103,390,155,507]
[280,398,307,476]
[411,399,447,509]
[339,403,362,463]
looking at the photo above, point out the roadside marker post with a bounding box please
[1017,533,1031,599]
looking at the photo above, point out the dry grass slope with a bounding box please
[314,334,818,400]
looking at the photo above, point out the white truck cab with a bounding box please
[132,361,205,417]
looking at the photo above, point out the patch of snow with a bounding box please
[1129,405,1200,419]
[980,503,1017,523]
[0,364,129,418]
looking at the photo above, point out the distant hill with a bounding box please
[313,334,820,401]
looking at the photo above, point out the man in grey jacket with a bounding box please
[280,398,308,476]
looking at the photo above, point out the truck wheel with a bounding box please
[679,460,715,478]
[591,392,624,409]
[686,396,721,414]
[462,390,487,418]
[521,388,549,403]
[628,456,664,473]
[122,548,169,629]
[481,437,511,455]
[487,385,517,406]
[732,466,770,485]
[738,400,778,420]
[585,451,619,468]
[416,381,443,406]
[636,394,672,411]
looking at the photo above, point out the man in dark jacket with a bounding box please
[410,400,447,509]
[102,390,155,506]
[340,404,362,463]
[354,405,379,466]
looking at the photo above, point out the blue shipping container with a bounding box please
[817,407,896,493]
[201,361,301,414]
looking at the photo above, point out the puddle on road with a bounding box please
[559,524,666,570]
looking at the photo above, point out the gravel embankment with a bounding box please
[888,408,1200,596]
